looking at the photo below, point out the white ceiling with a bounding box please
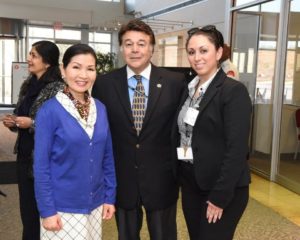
[0,0,118,12]
[0,0,132,28]
[0,0,228,35]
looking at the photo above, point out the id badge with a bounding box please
[177,147,193,160]
[183,107,199,126]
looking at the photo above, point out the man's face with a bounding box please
[120,30,153,74]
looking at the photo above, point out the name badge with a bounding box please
[183,107,199,126]
[177,147,193,160]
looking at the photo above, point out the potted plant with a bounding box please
[96,52,116,75]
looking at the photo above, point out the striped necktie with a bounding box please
[132,75,145,135]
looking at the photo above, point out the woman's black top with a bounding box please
[16,76,45,160]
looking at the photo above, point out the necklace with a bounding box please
[63,86,90,121]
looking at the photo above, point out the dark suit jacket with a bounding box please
[92,64,185,210]
[178,69,252,209]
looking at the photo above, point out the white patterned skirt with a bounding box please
[41,205,103,240]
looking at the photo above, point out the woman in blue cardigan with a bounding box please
[34,44,116,240]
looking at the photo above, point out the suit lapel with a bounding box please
[112,67,135,124]
[197,70,226,117]
[141,66,162,132]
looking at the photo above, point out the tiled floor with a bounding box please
[250,174,300,226]
[1,173,300,240]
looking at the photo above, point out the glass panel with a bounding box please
[28,39,52,49]
[0,39,16,104]
[90,32,111,43]
[28,26,54,38]
[89,43,111,54]
[56,43,74,64]
[156,36,181,67]
[234,0,257,7]
[231,0,280,176]
[278,0,300,187]
[55,29,81,40]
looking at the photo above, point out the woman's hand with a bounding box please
[14,116,33,129]
[2,114,17,128]
[102,204,115,220]
[206,201,223,223]
[42,214,63,231]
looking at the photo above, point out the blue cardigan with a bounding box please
[34,97,116,218]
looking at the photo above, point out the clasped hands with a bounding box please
[2,115,33,129]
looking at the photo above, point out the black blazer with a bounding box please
[178,69,252,209]
[92,64,185,210]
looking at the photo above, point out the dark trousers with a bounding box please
[17,161,40,240]
[179,162,249,240]
[115,202,177,240]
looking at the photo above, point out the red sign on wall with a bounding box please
[53,22,63,30]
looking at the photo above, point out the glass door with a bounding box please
[277,0,300,193]
[231,0,281,177]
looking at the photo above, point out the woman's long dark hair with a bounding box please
[31,40,63,83]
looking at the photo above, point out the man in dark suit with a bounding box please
[92,19,185,240]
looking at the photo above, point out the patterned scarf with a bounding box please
[63,86,90,121]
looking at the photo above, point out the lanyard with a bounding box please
[183,90,204,146]
[128,85,148,98]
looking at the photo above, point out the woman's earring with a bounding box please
[189,68,193,76]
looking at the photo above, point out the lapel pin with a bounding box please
[157,84,162,88]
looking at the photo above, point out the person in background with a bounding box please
[92,19,185,240]
[177,25,251,240]
[34,43,116,240]
[2,40,64,240]
[220,43,239,80]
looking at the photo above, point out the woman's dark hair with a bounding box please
[33,40,60,67]
[62,44,97,68]
[118,19,155,46]
[186,25,224,50]
[220,44,231,63]
[31,40,63,83]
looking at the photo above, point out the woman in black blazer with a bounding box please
[177,25,252,240]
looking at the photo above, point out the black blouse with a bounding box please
[16,76,45,160]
